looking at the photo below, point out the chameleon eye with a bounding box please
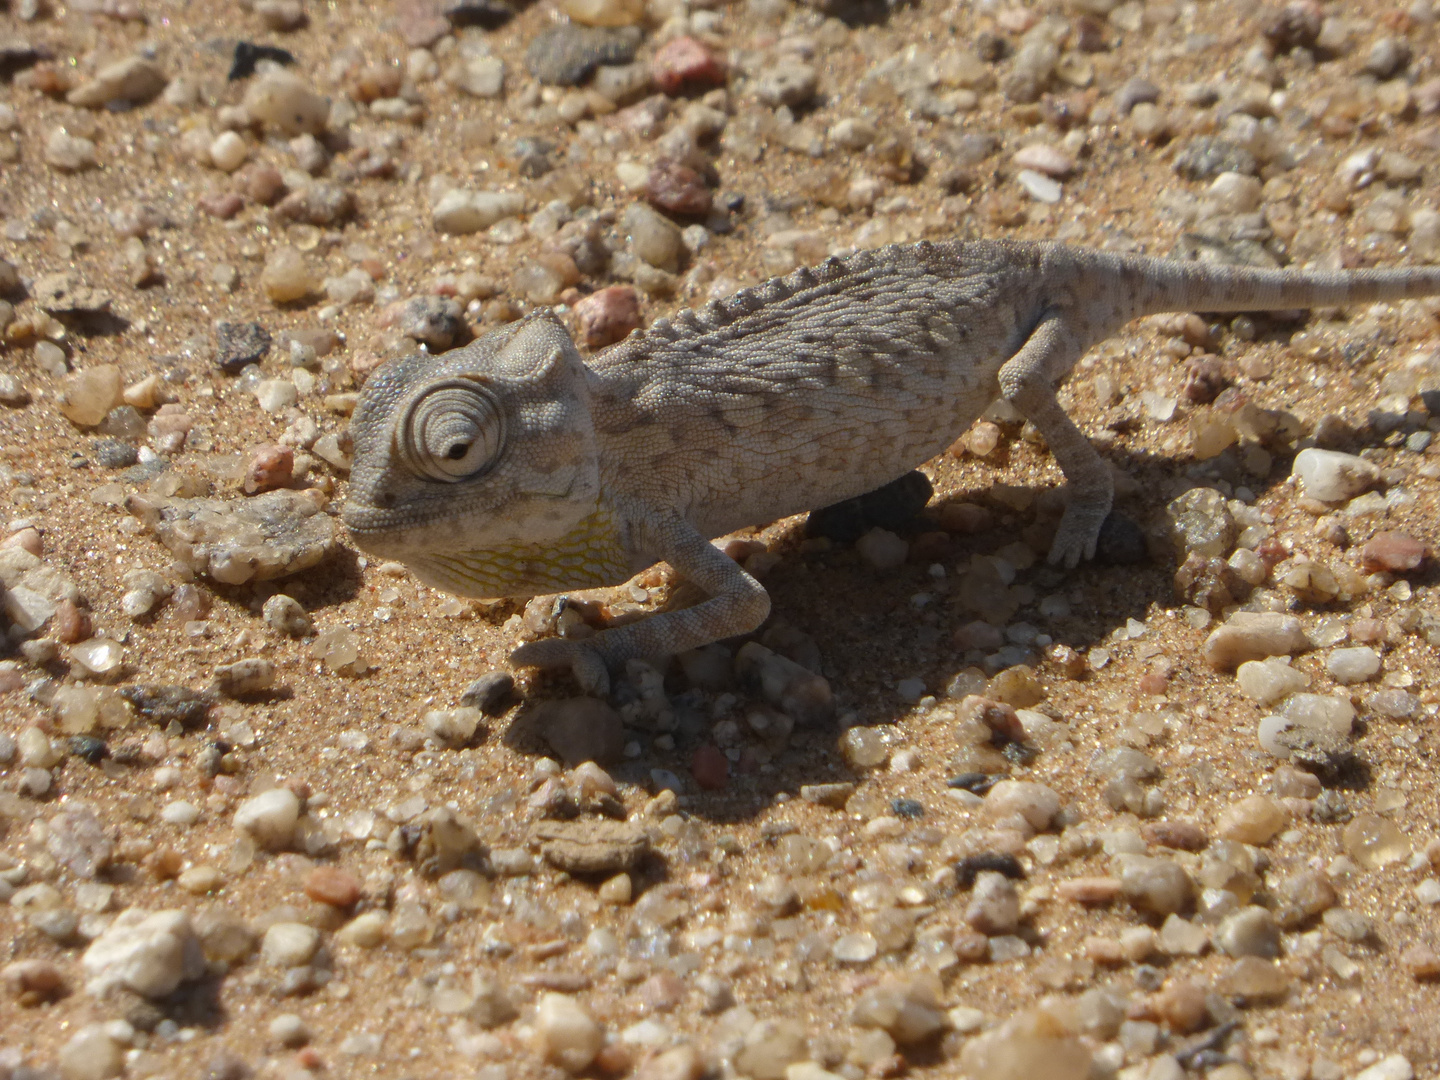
[398,379,505,482]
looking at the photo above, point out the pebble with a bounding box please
[735,641,833,725]
[535,819,649,874]
[1215,906,1280,958]
[535,992,604,1072]
[67,56,167,108]
[1291,448,1382,502]
[1341,813,1410,870]
[305,866,361,907]
[1118,856,1196,917]
[1236,658,1309,705]
[958,1009,1092,1080]
[244,70,330,135]
[213,657,277,697]
[261,922,321,967]
[276,182,355,226]
[82,909,204,998]
[234,787,301,849]
[1215,795,1289,846]
[1012,144,1074,177]
[756,63,818,108]
[574,285,641,347]
[526,24,639,85]
[137,488,337,584]
[624,202,683,271]
[652,36,726,94]
[646,159,712,216]
[1360,531,1425,573]
[1173,136,1257,180]
[270,1013,310,1047]
[536,697,625,766]
[965,871,1020,934]
[58,366,123,428]
[1202,611,1309,671]
[1355,1057,1414,1080]
[1016,170,1062,203]
[120,684,213,728]
[58,1025,125,1080]
[459,670,514,713]
[855,527,909,571]
[209,131,249,172]
[258,247,320,306]
[1325,646,1380,684]
[433,188,526,234]
[850,975,947,1044]
[46,129,99,171]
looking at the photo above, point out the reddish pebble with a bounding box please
[295,1047,325,1070]
[1360,530,1426,573]
[574,285,641,348]
[651,36,726,94]
[199,192,245,219]
[2,958,65,994]
[1137,669,1169,695]
[645,159,712,216]
[397,0,450,48]
[304,866,362,908]
[244,444,294,495]
[243,164,287,206]
[53,599,92,644]
[691,744,729,790]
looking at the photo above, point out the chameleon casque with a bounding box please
[343,239,1440,693]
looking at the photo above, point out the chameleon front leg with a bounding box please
[509,513,771,695]
[996,312,1112,568]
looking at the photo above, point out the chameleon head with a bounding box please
[342,309,602,562]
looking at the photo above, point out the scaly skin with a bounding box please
[343,239,1440,693]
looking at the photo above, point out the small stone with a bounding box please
[646,159,712,216]
[1215,794,1289,846]
[58,1025,124,1080]
[986,780,1061,831]
[120,684,213,728]
[276,182,355,226]
[624,202,684,272]
[966,871,1020,935]
[756,63,818,108]
[234,787,301,849]
[82,909,205,998]
[958,1009,1092,1080]
[1292,448,1382,502]
[262,922,321,968]
[1216,957,1291,1001]
[535,992,605,1072]
[652,36,725,95]
[263,594,313,636]
[394,295,464,350]
[1403,944,1440,980]
[244,70,330,135]
[1119,856,1196,917]
[261,246,318,304]
[1142,820,1208,852]
[270,1013,310,1047]
[209,130,249,172]
[432,188,526,234]
[536,697,624,766]
[1203,611,1309,671]
[1151,978,1207,1033]
[423,706,482,747]
[535,819,649,874]
[691,744,728,790]
[1342,812,1411,870]
[1157,914,1209,956]
[735,641,833,725]
[58,366,123,428]
[459,671,514,714]
[1236,658,1309,706]
[849,974,947,1044]
[1360,531,1426,573]
[46,129,99,171]
[1215,906,1280,958]
[1325,646,1380,685]
[70,638,124,680]
[213,657,277,697]
[574,285,641,348]
[305,866,361,907]
[244,444,294,495]
[526,23,639,85]
[735,1020,808,1080]
[1173,136,1257,180]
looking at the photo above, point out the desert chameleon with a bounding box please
[343,239,1440,693]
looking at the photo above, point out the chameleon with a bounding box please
[342,239,1440,694]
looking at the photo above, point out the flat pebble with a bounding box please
[1326,646,1380,684]
[234,787,301,849]
[82,909,205,998]
[1203,611,1309,671]
[1292,448,1382,502]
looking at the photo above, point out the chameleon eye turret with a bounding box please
[396,379,506,483]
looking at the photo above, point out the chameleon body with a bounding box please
[343,239,1440,692]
